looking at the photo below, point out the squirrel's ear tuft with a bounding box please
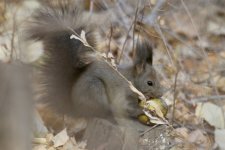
[73,51,96,68]
[133,36,153,75]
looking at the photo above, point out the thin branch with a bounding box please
[173,120,214,135]
[145,0,174,66]
[10,11,17,61]
[115,0,133,30]
[117,21,134,64]
[140,124,159,136]
[145,0,166,26]
[181,0,219,95]
[171,70,179,124]
[190,95,225,104]
[154,23,175,66]
[132,0,142,56]
[117,0,140,64]
[89,0,94,13]
[107,24,113,57]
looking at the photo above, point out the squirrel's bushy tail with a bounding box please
[26,2,97,115]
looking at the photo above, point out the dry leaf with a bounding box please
[128,82,146,101]
[143,110,167,125]
[33,138,47,145]
[32,145,47,150]
[52,128,69,148]
[173,127,189,143]
[207,21,225,36]
[33,111,48,138]
[145,100,165,118]
[196,102,225,129]
[70,30,91,48]
[215,129,225,150]
[188,130,210,148]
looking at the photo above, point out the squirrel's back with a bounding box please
[26,2,98,115]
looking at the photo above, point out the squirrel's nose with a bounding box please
[152,88,164,98]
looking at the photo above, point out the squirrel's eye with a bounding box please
[147,81,154,86]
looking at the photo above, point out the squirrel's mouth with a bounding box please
[143,92,161,100]
[142,92,153,99]
[145,95,154,100]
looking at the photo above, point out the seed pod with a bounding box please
[138,98,168,125]
[138,114,150,125]
[150,98,168,116]
[139,98,168,116]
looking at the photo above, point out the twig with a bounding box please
[181,0,219,95]
[3,0,7,15]
[107,24,113,57]
[69,28,146,101]
[190,95,225,104]
[155,23,175,66]
[132,0,142,57]
[115,0,132,29]
[145,0,174,66]
[119,0,148,63]
[145,0,166,26]
[117,0,141,64]
[10,10,17,61]
[89,0,94,13]
[117,21,134,64]
[171,70,179,124]
[140,124,158,136]
[162,28,200,55]
[173,120,214,135]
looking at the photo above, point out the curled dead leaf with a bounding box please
[139,98,168,125]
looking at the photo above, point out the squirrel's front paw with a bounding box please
[126,100,143,118]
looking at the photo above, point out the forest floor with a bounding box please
[0,0,225,149]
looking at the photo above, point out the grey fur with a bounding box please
[26,2,163,149]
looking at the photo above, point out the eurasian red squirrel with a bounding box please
[26,2,163,149]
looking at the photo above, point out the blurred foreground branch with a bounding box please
[0,62,33,150]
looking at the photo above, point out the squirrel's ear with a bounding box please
[133,37,153,75]
[73,50,96,68]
